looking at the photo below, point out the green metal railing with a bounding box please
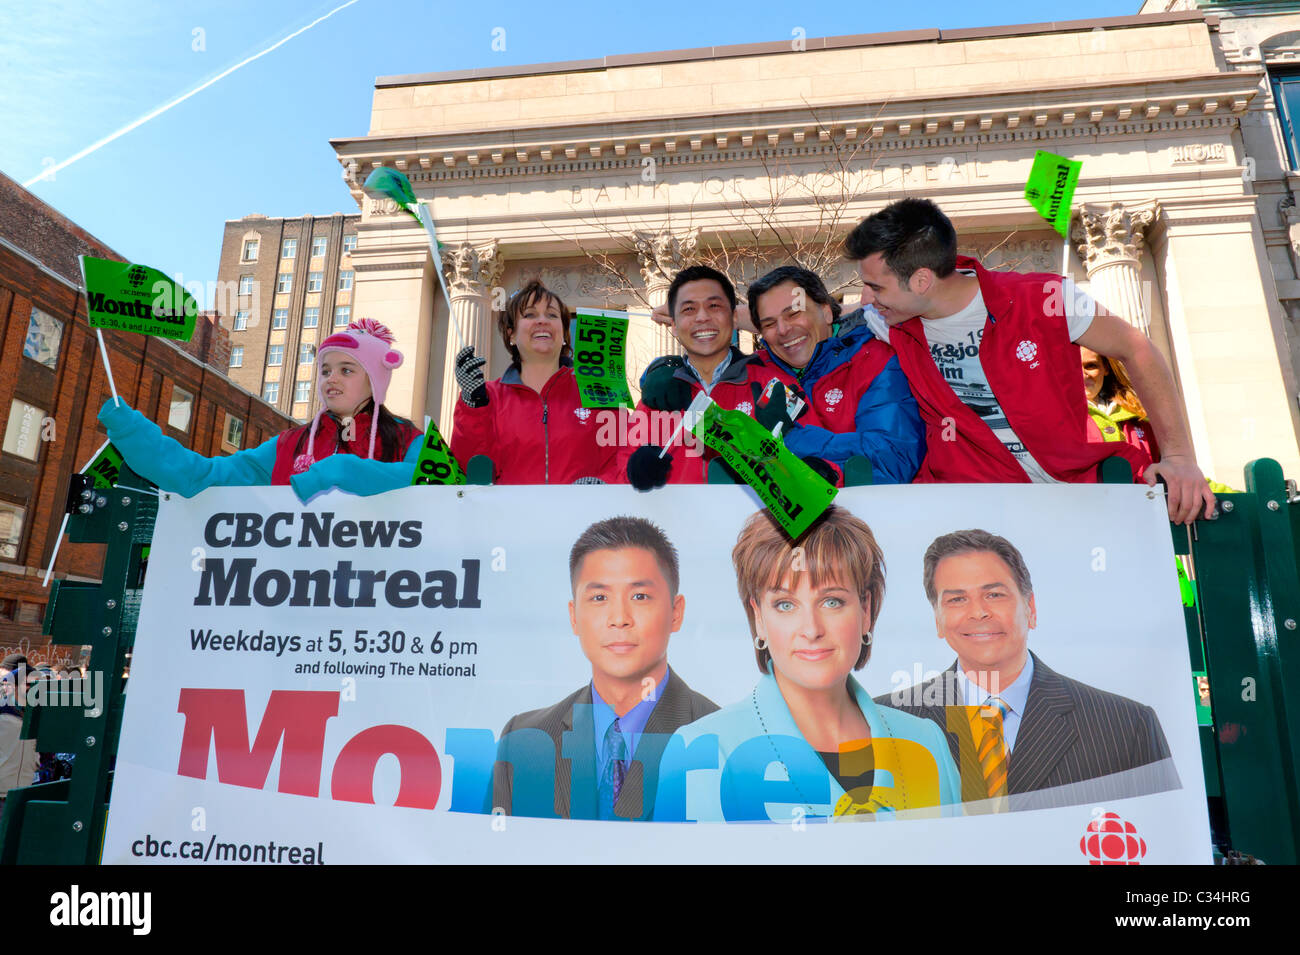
[2,455,1298,862]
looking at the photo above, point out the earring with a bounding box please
[862,631,873,647]
[753,635,768,651]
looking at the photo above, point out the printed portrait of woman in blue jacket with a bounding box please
[664,505,961,823]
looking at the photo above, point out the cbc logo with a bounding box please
[1015,340,1039,363]
[1080,811,1147,865]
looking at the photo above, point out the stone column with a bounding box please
[1070,201,1160,334]
[634,228,700,356]
[437,241,503,435]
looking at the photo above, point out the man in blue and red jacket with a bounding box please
[841,197,1215,525]
[747,266,924,484]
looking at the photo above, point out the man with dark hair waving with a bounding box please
[747,265,925,484]
[622,265,835,489]
[842,198,1214,524]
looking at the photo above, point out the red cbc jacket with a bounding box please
[884,256,1150,484]
[616,347,828,485]
[270,408,423,485]
[451,363,619,484]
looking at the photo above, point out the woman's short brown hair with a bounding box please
[731,505,886,673]
[498,280,573,367]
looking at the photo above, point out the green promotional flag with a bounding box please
[80,255,198,341]
[573,310,635,409]
[362,167,421,224]
[410,419,465,486]
[84,442,124,489]
[1024,150,1081,237]
[687,395,836,539]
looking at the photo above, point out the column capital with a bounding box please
[634,228,701,289]
[445,240,503,297]
[1070,200,1161,274]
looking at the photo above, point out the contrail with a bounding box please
[23,0,361,187]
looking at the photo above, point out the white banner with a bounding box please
[102,483,1209,864]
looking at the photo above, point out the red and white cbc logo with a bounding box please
[1080,812,1147,865]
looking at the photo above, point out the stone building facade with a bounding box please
[0,173,294,657]
[331,9,1300,483]
[215,213,360,422]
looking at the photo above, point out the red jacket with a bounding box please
[887,256,1150,484]
[270,409,422,485]
[451,364,619,484]
[617,348,827,484]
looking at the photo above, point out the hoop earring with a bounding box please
[862,631,873,647]
[753,635,768,651]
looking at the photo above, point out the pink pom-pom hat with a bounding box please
[307,318,405,461]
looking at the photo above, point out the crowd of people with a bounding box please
[92,196,1221,526]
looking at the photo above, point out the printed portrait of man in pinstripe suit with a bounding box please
[877,529,1175,807]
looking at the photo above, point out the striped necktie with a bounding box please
[600,717,629,817]
[973,696,1010,798]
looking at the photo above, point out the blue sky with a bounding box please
[1,0,1137,306]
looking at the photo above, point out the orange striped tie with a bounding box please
[974,697,1010,798]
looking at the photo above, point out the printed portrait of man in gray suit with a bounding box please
[491,516,717,821]
[877,528,1176,809]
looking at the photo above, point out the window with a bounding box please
[168,387,194,432]
[343,235,357,254]
[242,239,259,262]
[299,343,315,364]
[1273,72,1300,170]
[229,345,243,368]
[23,308,63,370]
[233,310,249,330]
[222,414,244,452]
[3,399,46,460]
[272,308,288,329]
[307,272,323,293]
[334,305,351,327]
[303,306,320,328]
[276,273,292,294]
[268,345,284,366]
[0,502,26,561]
[294,381,312,404]
[239,275,255,296]
[263,381,279,404]
[311,237,327,258]
[338,270,354,291]
[282,238,297,259]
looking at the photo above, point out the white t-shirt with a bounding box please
[865,272,1096,483]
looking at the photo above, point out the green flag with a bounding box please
[80,255,198,341]
[362,167,421,224]
[84,442,124,489]
[410,419,465,486]
[1024,150,1081,237]
[687,395,836,539]
[573,310,635,409]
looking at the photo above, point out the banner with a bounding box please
[409,420,465,486]
[102,483,1208,864]
[572,310,634,409]
[80,255,198,341]
[1024,150,1082,238]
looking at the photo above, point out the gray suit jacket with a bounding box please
[874,652,1174,801]
[491,666,718,820]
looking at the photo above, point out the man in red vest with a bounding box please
[842,198,1215,525]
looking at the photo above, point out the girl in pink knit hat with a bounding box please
[99,319,424,501]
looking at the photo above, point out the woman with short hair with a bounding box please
[668,505,960,822]
[451,280,619,484]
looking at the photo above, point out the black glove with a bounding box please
[455,346,488,408]
[752,381,794,435]
[639,358,693,412]
[628,445,673,490]
[801,456,839,485]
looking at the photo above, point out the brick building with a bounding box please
[216,213,360,422]
[0,171,294,658]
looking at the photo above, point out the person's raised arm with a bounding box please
[1074,308,1215,524]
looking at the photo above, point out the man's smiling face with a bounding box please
[755,280,832,370]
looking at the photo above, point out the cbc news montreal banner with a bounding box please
[102,483,1210,864]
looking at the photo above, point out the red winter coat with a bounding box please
[270,408,423,485]
[886,256,1150,484]
[451,363,619,484]
[616,348,827,484]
